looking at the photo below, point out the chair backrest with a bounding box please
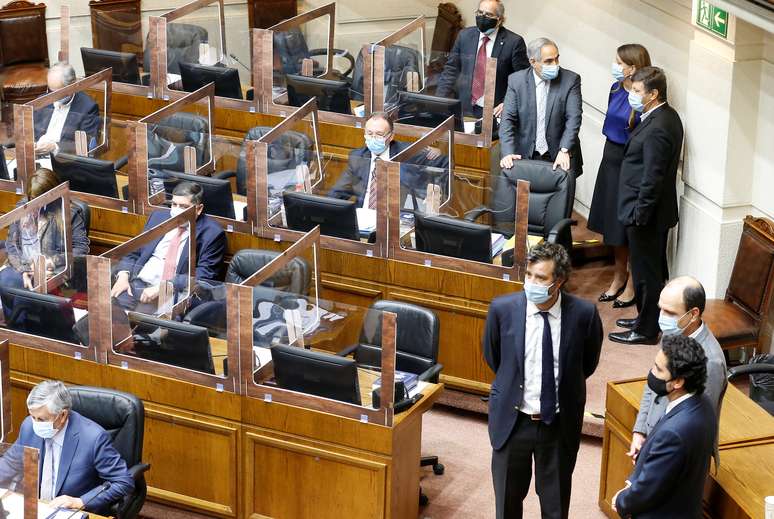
[273,27,310,76]
[430,3,463,57]
[235,126,312,195]
[0,144,8,180]
[0,0,49,68]
[725,216,774,325]
[68,385,144,468]
[88,0,143,63]
[490,160,573,237]
[247,0,297,29]
[71,197,91,233]
[226,248,311,295]
[147,112,210,172]
[350,44,421,104]
[356,299,440,380]
[143,22,207,75]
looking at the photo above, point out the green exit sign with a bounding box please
[696,0,729,39]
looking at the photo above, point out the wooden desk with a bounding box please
[600,378,774,518]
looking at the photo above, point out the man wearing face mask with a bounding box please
[328,112,448,208]
[625,276,726,464]
[0,380,134,513]
[33,62,101,156]
[483,242,603,519]
[612,335,715,518]
[609,67,684,345]
[110,181,226,312]
[435,0,528,118]
[500,37,583,175]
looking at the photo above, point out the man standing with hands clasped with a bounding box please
[483,242,603,519]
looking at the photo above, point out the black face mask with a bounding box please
[476,15,498,34]
[647,371,673,397]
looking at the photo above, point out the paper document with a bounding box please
[233,201,247,220]
[166,73,182,86]
[73,308,88,323]
[0,489,86,519]
[491,233,506,257]
[356,208,377,232]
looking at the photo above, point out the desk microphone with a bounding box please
[59,482,111,519]
[229,53,250,73]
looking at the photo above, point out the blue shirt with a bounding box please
[601,82,640,145]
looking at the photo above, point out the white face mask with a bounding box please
[32,419,58,439]
[169,205,188,219]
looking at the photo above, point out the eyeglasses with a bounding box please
[364,131,391,138]
[474,9,499,19]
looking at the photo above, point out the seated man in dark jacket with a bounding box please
[110,181,226,313]
[328,112,449,209]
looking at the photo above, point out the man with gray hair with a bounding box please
[0,380,134,513]
[500,38,583,175]
[34,62,100,155]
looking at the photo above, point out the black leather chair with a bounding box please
[337,299,444,504]
[71,197,91,234]
[273,27,354,81]
[184,249,311,336]
[215,125,312,196]
[147,112,210,173]
[350,44,421,104]
[0,143,8,180]
[68,386,150,519]
[727,354,774,416]
[466,160,575,256]
[143,22,208,75]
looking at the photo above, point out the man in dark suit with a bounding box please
[613,334,715,518]
[483,242,603,519]
[34,63,101,156]
[328,112,448,208]
[435,0,529,118]
[110,181,226,313]
[499,38,583,175]
[0,380,134,514]
[609,67,684,345]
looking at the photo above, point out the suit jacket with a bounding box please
[117,209,226,290]
[617,103,683,229]
[328,140,449,207]
[33,92,101,154]
[5,199,90,273]
[482,291,603,452]
[500,67,584,175]
[435,26,529,114]
[615,394,715,519]
[0,411,134,514]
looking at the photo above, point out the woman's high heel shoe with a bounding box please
[599,280,627,302]
[612,297,636,308]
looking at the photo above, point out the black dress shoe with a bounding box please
[598,282,627,302]
[608,330,660,345]
[616,318,637,329]
[613,297,636,308]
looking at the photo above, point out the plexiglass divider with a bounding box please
[0,184,97,361]
[238,227,397,426]
[59,4,70,63]
[0,442,40,518]
[0,340,11,443]
[386,119,529,281]
[8,70,112,196]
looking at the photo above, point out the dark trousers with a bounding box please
[114,278,156,314]
[491,413,575,519]
[0,266,25,321]
[627,223,669,337]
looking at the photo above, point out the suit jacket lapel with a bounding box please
[545,72,560,127]
[514,294,527,371]
[627,108,656,142]
[557,294,572,386]
[491,30,506,60]
[525,71,537,144]
[55,415,80,495]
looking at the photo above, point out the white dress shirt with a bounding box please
[520,293,562,415]
[689,322,706,340]
[533,69,550,155]
[473,29,498,107]
[40,419,69,501]
[665,392,695,415]
[137,227,190,286]
[38,97,74,152]
[362,146,391,209]
[640,101,665,122]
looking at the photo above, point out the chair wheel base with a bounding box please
[419,490,429,506]
[433,463,445,475]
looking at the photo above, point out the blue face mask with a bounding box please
[540,64,559,81]
[32,419,58,439]
[365,136,389,156]
[523,281,555,305]
[658,310,691,336]
[611,62,625,82]
[628,91,646,112]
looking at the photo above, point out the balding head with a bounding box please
[658,276,705,336]
[47,62,76,92]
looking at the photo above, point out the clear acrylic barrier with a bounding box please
[0,442,40,517]
[0,184,95,360]
[239,228,399,426]
[375,17,426,110]
[0,340,9,443]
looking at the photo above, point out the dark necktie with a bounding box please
[539,311,557,425]
[471,36,490,105]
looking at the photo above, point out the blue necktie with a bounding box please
[539,312,557,425]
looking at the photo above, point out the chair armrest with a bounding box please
[418,363,443,383]
[215,170,237,180]
[336,344,360,357]
[547,218,573,251]
[141,73,151,86]
[114,155,129,171]
[727,364,774,381]
[308,48,355,78]
[127,462,150,481]
[465,206,492,223]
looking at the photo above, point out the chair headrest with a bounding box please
[360,299,440,361]
[227,249,311,295]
